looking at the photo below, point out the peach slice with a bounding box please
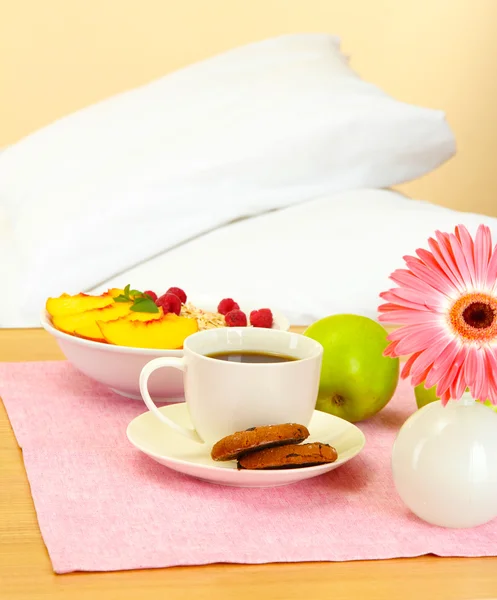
[106,288,125,297]
[98,313,198,349]
[46,293,114,318]
[125,307,164,321]
[52,302,133,341]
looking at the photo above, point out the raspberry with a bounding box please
[217,298,240,315]
[250,308,273,328]
[225,309,247,327]
[143,290,157,302]
[156,292,182,315]
[166,287,187,304]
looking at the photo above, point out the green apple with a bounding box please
[414,383,439,409]
[414,383,497,412]
[304,314,399,422]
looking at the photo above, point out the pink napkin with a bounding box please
[1,361,497,574]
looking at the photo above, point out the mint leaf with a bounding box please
[113,284,157,311]
[130,298,159,313]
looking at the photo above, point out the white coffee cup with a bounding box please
[139,327,323,444]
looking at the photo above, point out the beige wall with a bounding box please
[1,0,497,217]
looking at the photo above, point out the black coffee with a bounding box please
[206,350,298,363]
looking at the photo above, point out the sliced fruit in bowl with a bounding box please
[46,291,118,317]
[97,313,199,349]
[41,284,289,400]
[52,301,133,341]
[124,309,164,322]
[45,285,288,349]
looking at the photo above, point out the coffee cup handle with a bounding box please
[139,357,204,443]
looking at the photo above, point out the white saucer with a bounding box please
[126,404,366,488]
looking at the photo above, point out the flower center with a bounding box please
[462,302,494,329]
[449,293,497,342]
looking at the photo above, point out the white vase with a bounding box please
[391,392,497,528]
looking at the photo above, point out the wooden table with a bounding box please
[1,328,496,600]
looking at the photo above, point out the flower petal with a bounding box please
[394,326,448,355]
[440,389,452,406]
[409,335,452,378]
[393,286,447,308]
[404,255,459,297]
[464,347,479,388]
[485,346,497,374]
[378,302,400,312]
[455,224,477,285]
[447,232,473,288]
[435,360,460,399]
[488,373,497,406]
[450,363,467,401]
[420,241,457,286]
[400,351,422,379]
[423,341,462,389]
[474,224,493,288]
[488,382,497,406]
[471,349,487,401]
[387,322,445,343]
[484,352,497,405]
[424,368,440,390]
[383,340,401,357]
[426,237,464,292]
[482,347,497,403]
[411,365,433,387]
[486,243,497,291]
[390,269,448,297]
[434,230,467,289]
[428,338,463,376]
[380,289,445,312]
[378,309,442,325]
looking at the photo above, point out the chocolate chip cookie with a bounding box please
[211,423,310,462]
[237,442,338,470]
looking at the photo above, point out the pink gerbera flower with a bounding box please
[378,224,497,406]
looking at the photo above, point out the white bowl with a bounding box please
[40,306,290,401]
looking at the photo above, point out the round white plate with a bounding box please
[126,404,366,488]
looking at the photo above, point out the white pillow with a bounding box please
[0,34,455,325]
[87,189,497,327]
